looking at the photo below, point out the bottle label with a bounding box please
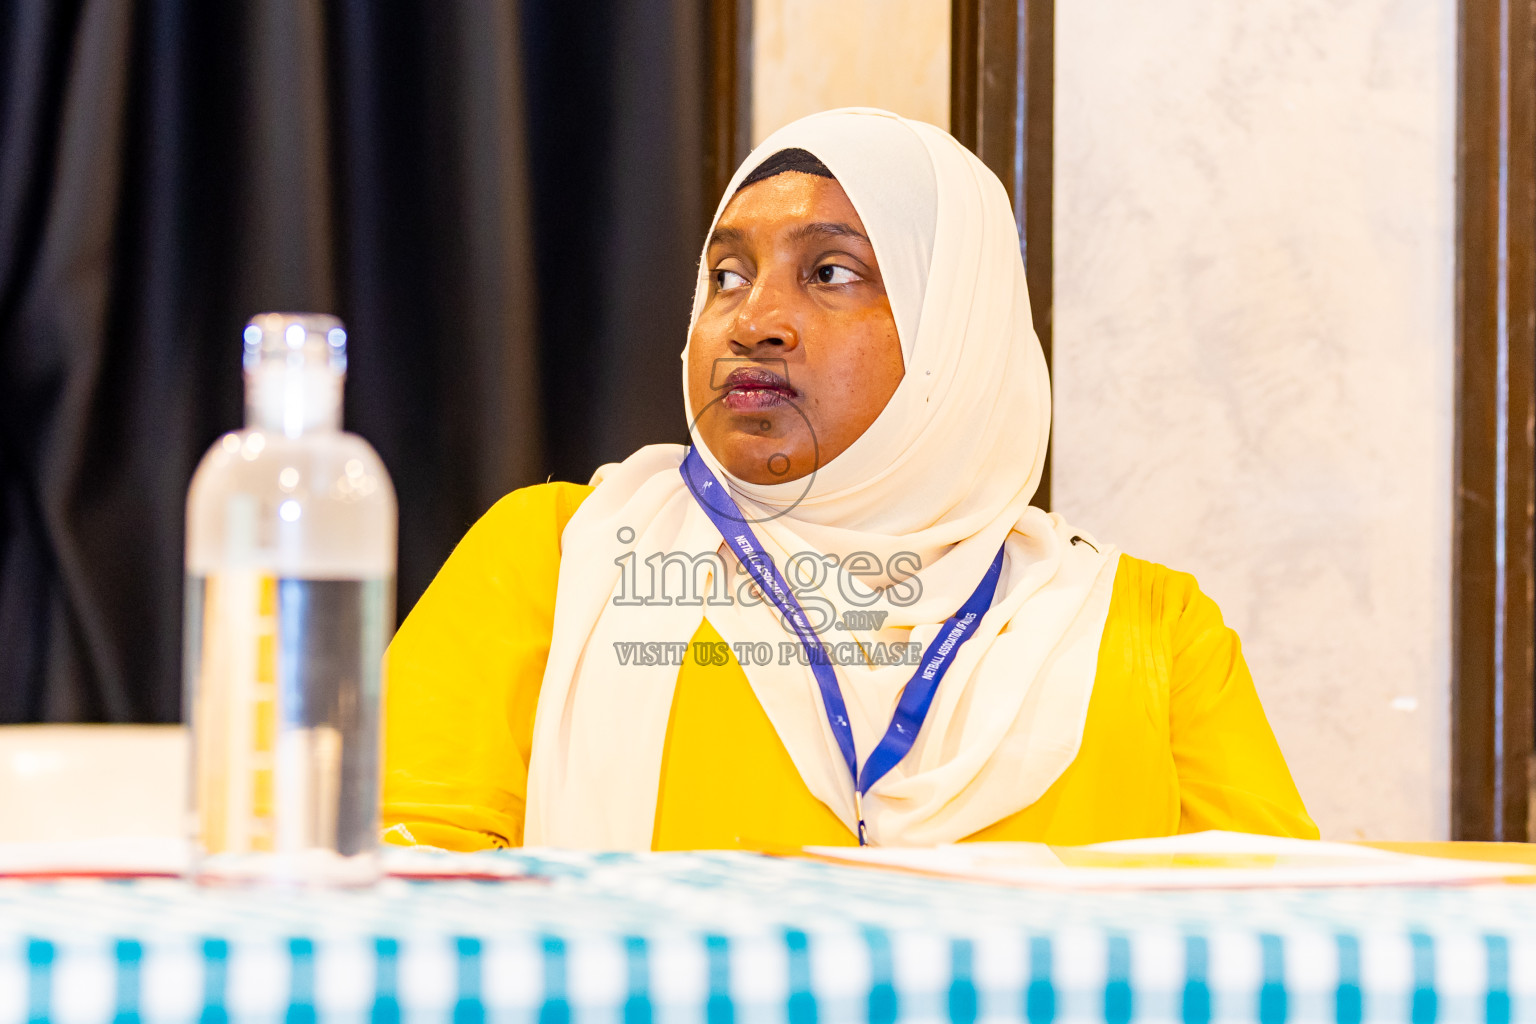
[187,571,279,853]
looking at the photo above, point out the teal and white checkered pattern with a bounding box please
[0,849,1531,1023]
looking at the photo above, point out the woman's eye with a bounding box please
[714,268,748,290]
[815,264,858,285]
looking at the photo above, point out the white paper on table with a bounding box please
[802,831,1536,889]
[0,837,191,877]
[0,837,531,880]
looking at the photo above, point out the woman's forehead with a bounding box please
[711,172,870,245]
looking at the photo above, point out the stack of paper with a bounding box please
[802,831,1536,888]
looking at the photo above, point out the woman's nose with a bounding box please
[730,277,800,352]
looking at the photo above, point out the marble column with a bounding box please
[750,0,950,145]
[1053,0,1457,838]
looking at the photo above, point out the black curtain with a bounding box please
[0,0,699,723]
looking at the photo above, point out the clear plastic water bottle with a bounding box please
[183,313,396,884]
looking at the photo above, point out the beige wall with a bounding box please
[751,0,949,144]
[1053,1,1456,839]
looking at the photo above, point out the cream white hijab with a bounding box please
[525,108,1119,849]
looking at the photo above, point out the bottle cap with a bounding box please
[242,312,348,376]
[242,313,347,436]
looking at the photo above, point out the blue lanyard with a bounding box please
[680,448,1004,844]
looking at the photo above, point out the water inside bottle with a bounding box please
[183,573,391,884]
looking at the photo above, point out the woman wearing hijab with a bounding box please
[382,109,1317,850]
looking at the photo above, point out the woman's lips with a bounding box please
[720,366,798,413]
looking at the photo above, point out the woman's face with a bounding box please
[687,172,904,485]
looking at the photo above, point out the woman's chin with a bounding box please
[710,437,814,485]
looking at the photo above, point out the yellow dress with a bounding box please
[382,482,1318,850]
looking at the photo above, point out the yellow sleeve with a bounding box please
[1164,572,1320,838]
[381,481,592,850]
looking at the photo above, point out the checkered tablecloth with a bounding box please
[1,849,1532,1023]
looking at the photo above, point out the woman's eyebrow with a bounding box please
[706,220,872,251]
[789,221,871,246]
[707,225,747,249]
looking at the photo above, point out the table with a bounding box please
[3,846,1535,1024]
